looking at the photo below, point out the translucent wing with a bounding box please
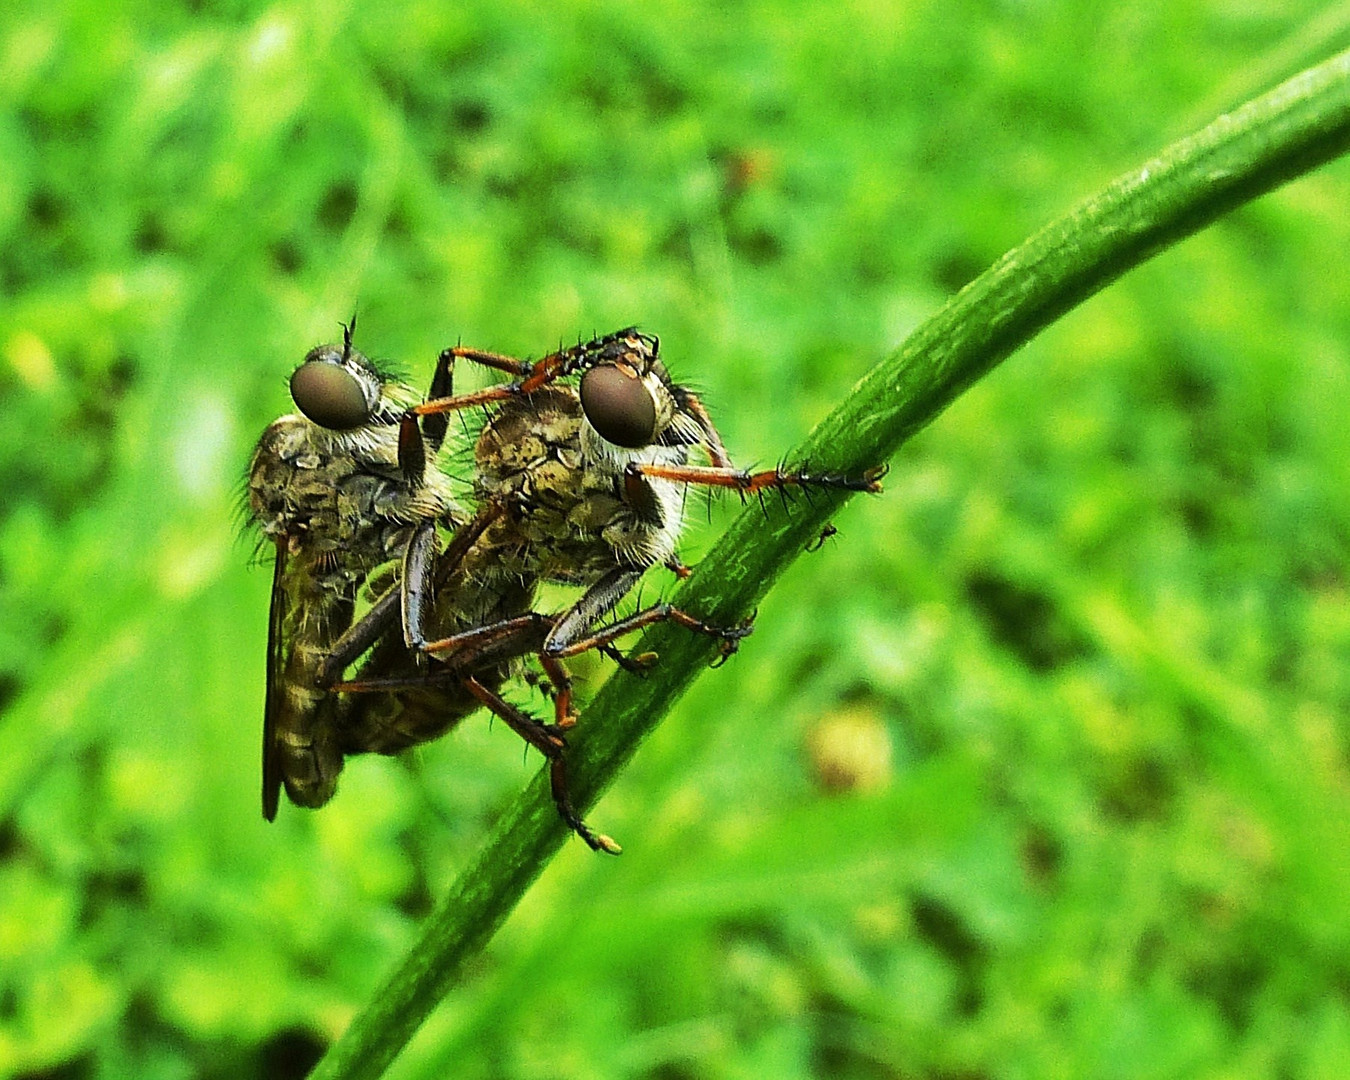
[262,538,288,821]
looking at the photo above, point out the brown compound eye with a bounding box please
[580,364,657,448]
[290,361,371,430]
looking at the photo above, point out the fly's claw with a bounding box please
[600,643,659,675]
[861,463,888,491]
[570,815,623,856]
[546,756,622,854]
[708,612,755,668]
[664,556,693,580]
[806,523,839,552]
[555,784,621,855]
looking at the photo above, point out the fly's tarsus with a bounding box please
[542,603,754,661]
[626,461,887,496]
[664,556,693,579]
[599,643,658,674]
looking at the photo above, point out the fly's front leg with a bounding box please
[437,329,642,396]
[404,340,557,447]
[400,383,520,486]
[407,331,648,456]
[441,344,534,379]
[397,345,481,482]
[639,378,887,501]
[397,344,523,481]
[418,345,458,456]
[628,461,887,498]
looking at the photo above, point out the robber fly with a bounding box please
[246,318,479,820]
[339,328,886,852]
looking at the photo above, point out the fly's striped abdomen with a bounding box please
[268,572,353,809]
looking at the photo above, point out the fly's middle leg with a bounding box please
[544,567,756,668]
[546,602,755,669]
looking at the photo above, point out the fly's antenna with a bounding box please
[342,310,358,360]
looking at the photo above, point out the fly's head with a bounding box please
[288,320,412,441]
[576,330,701,466]
[248,319,443,556]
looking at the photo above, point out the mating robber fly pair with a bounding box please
[247,322,884,852]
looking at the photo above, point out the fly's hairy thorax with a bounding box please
[470,387,689,585]
[249,414,457,602]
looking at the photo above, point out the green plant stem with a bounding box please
[310,48,1350,1080]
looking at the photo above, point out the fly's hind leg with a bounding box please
[462,675,621,855]
[338,659,622,853]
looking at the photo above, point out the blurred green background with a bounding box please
[3,1,1350,1077]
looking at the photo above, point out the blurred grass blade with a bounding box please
[310,48,1350,1080]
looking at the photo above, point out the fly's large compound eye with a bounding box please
[290,361,370,430]
[580,364,657,448]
